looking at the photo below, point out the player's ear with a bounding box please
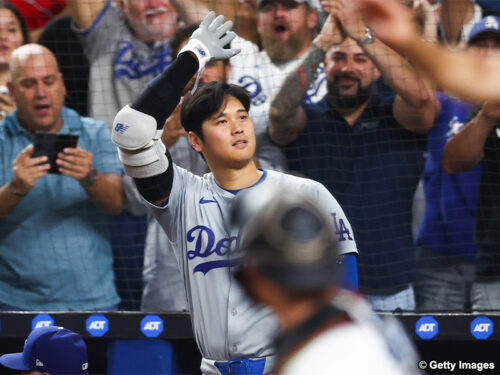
[188,131,203,153]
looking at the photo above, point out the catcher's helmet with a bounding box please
[232,186,341,291]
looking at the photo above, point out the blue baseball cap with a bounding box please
[0,326,88,374]
[468,15,500,44]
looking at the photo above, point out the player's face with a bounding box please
[119,0,178,43]
[0,8,24,66]
[8,52,66,133]
[189,95,256,170]
[325,39,378,108]
[257,0,317,63]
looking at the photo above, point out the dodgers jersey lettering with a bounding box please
[149,167,357,362]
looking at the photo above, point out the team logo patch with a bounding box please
[196,46,206,57]
[471,316,493,340]
[416,316,439,339]
[86,314,109,337]
[141,315,164,338]
[32,314,54,330]
[114,123,129,134]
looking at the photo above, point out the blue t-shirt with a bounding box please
[284,80,426,293]
[0,107,122,310]
[415,92,481,260]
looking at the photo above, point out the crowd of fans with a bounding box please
[0,0,499,314]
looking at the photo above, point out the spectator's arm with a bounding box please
[67,0,106,30]
[83,172,124,215]
[0,182,25,219]
[440,0,475,46]
[442,102,500,173]
[336,0,436,133]
[352,0,500,102]
[269,13,344,146]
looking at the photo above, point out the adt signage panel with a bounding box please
[416,316,439,339]
[141,315,164,338]
[471,316,493,340]
[32,314,54,330]
[86,314,109,337]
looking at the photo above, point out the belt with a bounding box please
[214,358,266,375]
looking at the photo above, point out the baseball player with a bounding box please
[111,12,357,375]
[234,187,420,375]
[0,326,89,374]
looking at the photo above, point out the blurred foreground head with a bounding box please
[233,186,341,295]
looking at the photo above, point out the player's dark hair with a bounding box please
[180,82,251,140]
[0,1,30,44]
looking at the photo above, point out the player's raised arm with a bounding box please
[111,12,240,205]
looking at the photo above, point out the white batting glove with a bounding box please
[179,11,241,70]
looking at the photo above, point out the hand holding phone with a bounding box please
[32,131,79,174]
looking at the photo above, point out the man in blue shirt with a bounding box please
[269,7,436,310]
[0,44,123,310]
[413,17,500,311]
[442,16,500,311]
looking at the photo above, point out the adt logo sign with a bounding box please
[471,316,494,340]
[32,314,54,330]
[416,316,439,339]
[86,314,109,337]
[141,315,164,338]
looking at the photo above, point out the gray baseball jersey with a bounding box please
[147,167,357,364]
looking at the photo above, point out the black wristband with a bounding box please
[131,53,198,129]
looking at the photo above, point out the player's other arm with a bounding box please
[111,12,240,205]
[67,0,106,30]
[442,102,500,173]
[268,13,344,146]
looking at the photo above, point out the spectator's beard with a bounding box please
[327,76,373,110]
[262,34,304,63]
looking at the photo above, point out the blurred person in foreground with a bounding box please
[234,186,420,375]
[0,44,123,310]
[351,0,500,102]
[0,326,89,375]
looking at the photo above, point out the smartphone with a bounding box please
[32,131,79,174]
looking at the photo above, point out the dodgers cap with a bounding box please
[468,15,500,44]
[232,186,341,291]
[0,326,89,375]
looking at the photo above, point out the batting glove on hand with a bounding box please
[179,11,241,70]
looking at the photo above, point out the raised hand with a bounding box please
[0,92,15,120]
[162,102,187,148]
[348,0,417,48]
[313,8,345,51]
[179,11,241,70]
[10,144,50,195]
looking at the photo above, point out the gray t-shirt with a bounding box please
[74,0,173,127]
